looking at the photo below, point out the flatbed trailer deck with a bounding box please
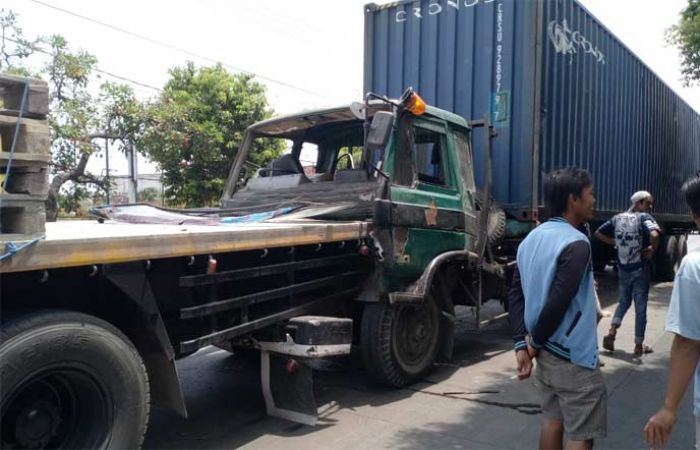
[0,219,370,273]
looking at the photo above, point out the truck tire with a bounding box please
[487,206,507,244]
[0,310,150,449]
[676,234,689,271]
[360,293,440,388]
[591,239,610,273]
[475,192,506,244]
[654,235,677,282]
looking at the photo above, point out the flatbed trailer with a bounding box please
[1,218,376,448]
[0,91,510,449]
[0,220,369,273]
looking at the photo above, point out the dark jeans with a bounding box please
[611,266,650,344]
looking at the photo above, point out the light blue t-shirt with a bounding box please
[665,248,700,416]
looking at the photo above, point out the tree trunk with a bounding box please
[45,174,68,222]
[45,152,106,222]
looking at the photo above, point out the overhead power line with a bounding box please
[3,36,162,91]
[93,68,162,92]
[28,0,326,98]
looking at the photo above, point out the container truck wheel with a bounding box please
[487,206,507,244]
[676,234,688,271]
[653,235,677,282]
[591,239,610,273]
[0,310,150,449]
[360,292,441,388]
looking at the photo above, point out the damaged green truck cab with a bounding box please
[374,106,480,291]
[222,98,504,387]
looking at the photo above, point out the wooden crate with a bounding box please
[0,193,46,236]
[0,74,49,118]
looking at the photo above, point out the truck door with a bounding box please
[380,114,472,282]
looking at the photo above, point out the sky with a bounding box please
[3,0,699,177]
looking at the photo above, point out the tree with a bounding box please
[44,34,103,220]
[137,187,160,203]
[667,0,700,84]
[56,184,89,216]
[0,11,140,220]
[0,9,43,76]
[137,62,283,207]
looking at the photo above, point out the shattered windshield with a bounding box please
[241,117,382,185]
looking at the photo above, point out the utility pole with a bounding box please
[127,142,138,203]
[104,137,111,204]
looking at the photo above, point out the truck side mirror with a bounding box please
[366,111,394,151]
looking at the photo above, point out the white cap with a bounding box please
[630,190,652,204]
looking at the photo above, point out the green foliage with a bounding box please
[46,34,100,174]
[99,81,145,142]
[56,183,89,215]
[337,146,364,170]
[0,9,44,76]
[137,187,160,203]
[2,10,282,211]
[137,62,283,207]
[91,189,107,206]
[667,0,700,84]
[0,10,146,219]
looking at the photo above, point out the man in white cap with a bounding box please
[594,190,661,356]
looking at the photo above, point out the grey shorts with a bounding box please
[535,350,607,441]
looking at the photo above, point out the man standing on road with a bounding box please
[644,174,700,448]
[595,191,661,356]
[509,167,606,450]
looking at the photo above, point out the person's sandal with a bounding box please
[634,344,653,356]
[602,334,615,352]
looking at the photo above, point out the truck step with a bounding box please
[287,316,353,347]
[0,75,49,118]
[0,193,46,237]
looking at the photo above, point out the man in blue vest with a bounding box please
[510,167,606,450]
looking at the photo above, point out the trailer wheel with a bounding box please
[360,292,440,388]
[653,235,677,282]
[676,234,688,271]
[0,310,150,449]
[591,238,612,273]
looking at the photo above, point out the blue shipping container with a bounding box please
[364,0,700,222]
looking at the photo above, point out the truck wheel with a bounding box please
[654,235,677,282]
[591,239,610,273]
[487,206,507,244]
[1,310,150,449]
[360,293,440,388]
[676,234,688,271]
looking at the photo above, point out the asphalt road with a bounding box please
[143,236,700,449]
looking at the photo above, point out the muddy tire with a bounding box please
[0,310,150,449]
[360,293,441,388]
